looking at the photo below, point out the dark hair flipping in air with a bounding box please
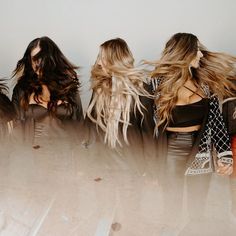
[12,36,80,112]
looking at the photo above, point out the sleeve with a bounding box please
[84,90,97,125]
[0,93,15,122]
[150,77,163,136]
[222,99,229,133]
[11,84,32,143]
[71,90,84,122]
[66,90,84,143]
[0,94,15,139]
[12,84,25,121]
[222,97,236,136]
[210,96,233,164]
[81,91,98,148]
[151,77,163,93]
[138,82,155,134]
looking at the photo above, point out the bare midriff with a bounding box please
[166,124,201,133]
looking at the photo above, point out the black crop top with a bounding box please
[12,83,84,122]
[168,98,208,127]
[25,103,74,121]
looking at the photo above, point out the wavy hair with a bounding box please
[0,80,15,122]
[87,38,151,148]
[150,32,236,129]
[12,36,80,112]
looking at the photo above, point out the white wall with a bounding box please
[0,0,236,108]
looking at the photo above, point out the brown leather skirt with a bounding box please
[167,131,198,158]
[165,131,199,174]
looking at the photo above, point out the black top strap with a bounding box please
[183,85,204,99]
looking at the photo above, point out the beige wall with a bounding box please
[0,0,236,108]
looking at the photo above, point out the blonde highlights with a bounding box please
[150,33,236,130]
[87,38,150,148]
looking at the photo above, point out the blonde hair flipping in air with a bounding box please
[150,33,236,130]
[87,38,150,148]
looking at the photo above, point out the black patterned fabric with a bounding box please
[151,78,233,175]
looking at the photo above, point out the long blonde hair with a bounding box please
[87,38,150,148]
[150,33,236,129]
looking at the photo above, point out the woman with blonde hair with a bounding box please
[149,32,236,231]
[85,38,154,150]
[151,32,235,176]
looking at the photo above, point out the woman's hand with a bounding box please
[216,160,233,176]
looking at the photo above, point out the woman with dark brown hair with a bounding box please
[12,36,83,147]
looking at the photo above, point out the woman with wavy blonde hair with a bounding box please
[151,32,236,176]
[86,38,154,149]
[149,33,236,232]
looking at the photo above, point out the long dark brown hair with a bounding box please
[12,36,80,112]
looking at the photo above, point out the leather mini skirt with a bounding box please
[166,131,199,160]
